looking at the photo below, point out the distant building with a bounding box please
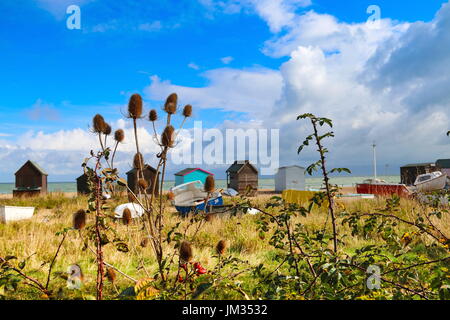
[436,159,450,177]
[174,168,213,186]
[76,173,98,195]
[275,166,306,192]
[13,160,48,197]
[400,162,437,185]
[126,165,159,196]
[226,160,258,195]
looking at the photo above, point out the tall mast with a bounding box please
[372,142,377,180]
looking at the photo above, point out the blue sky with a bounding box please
[1,0,450,181]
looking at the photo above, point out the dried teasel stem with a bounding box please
[111,129,124,169]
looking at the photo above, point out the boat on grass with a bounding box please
[0,206,35,223]
[170,181,223,216]
[414,171,448,192]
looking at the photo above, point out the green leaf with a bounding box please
[192,282,213,299]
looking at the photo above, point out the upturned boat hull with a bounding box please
[356,184,410,197]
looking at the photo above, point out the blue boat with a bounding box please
[170,181,223,217]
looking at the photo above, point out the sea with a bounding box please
[0,176,401,194]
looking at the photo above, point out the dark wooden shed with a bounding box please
[77,173,95,195]
[126,165,160,196]
[226,160,258,195]
[13,160,48,197]
[400,162,437,186]
[436,159,450,177]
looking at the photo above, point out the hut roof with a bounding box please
[15,160,48,176]
[226,161,258,174]
[174,168,213,176]
[126,165,157,175]
[436,159,450,168]
[278,165,305,170]
[401,162,435,168]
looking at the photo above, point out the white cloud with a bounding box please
[188,62,200,70]
[220,56,234,64]
[25,99,60,121]
[144,67,283,117]
[138,21,163,32]
[35,0,94,19]
[146,2,450,172]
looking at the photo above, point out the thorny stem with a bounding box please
[45,232,67,290]
[94,157,104,300]
[310,118,338,253]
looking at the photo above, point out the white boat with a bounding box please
[170,181,223,216]
[414,171,448,192]
[362,178,388,185]
[0,206,35,223]
[114,203,145,219]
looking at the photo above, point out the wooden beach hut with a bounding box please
[400,162,436,186]
[126,165,159,196]
[226,160,258,195]
[13,160,48,197]
[275,166,306,192]
[174,168,213,186]
[76,173,98,195]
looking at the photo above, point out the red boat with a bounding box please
[356,179,411,198]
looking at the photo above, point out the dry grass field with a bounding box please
[1,190,448,300]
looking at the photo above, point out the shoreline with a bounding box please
[0,187,358,200]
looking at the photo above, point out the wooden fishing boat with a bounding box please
[0,206,35,223]
[414,171,448,192]
[170,181,223,216]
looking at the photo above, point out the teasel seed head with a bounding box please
[161,125,175,148]
[114,129,125,143]
[92,114,107,133]
[205,213,213,222]
[164,93,178,114]
[138,178,148,190]
[133,152,144,170]
[73,209,86,230]
[103,123,112,136]
[140,237,149,248]
[182,104,192,118]
[122,208,132,226]
[216,240,227,256]
[106,267,116,283]
[128,193,137,203]
[149,109,158,122]
[179,241,193,263]
[204,175,215,193]
[128,94,143,119]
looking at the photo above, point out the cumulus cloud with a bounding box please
[144,68,283,118]
[147,2,450,173]
[25,99,60,121]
